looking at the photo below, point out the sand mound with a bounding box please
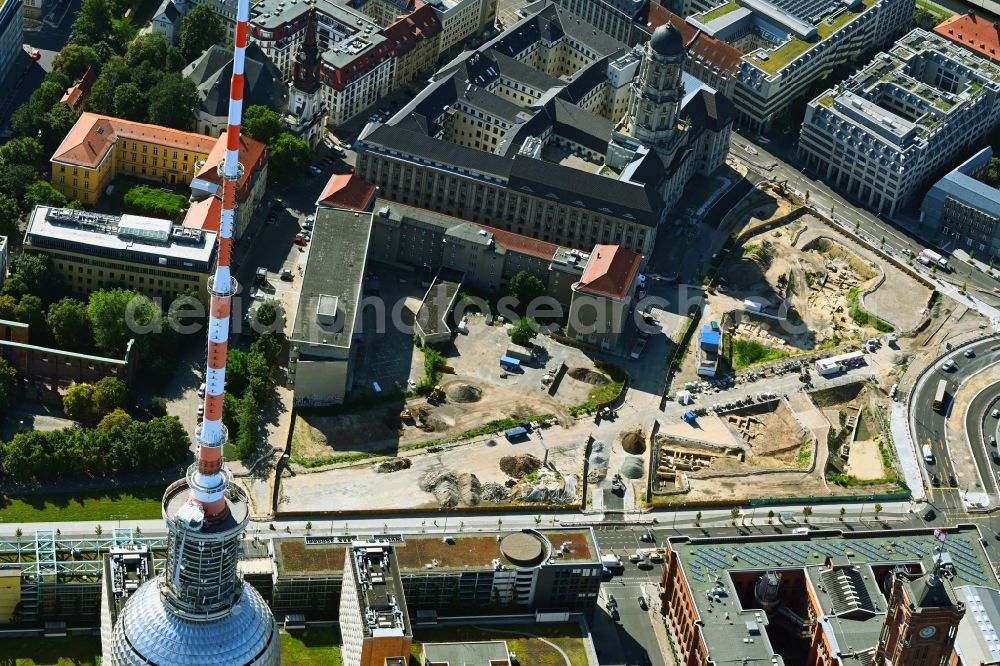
[621,456,645,479]
[500,454,542,479]
[374,458,412,473]
[620,429,646,455]
[449,384,483,403]
[568,367,610,385]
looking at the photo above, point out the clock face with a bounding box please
[919,626,937,639]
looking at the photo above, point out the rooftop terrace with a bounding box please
[751,0,870,74]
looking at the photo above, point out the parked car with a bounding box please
[941,359,956,371]
[29,49,40,60]
[294,235,308,246]
[197,382,206,397]
[280,268,294,281]
[309,165,322,175]
[923,508,936,521]
[637,596,648,610]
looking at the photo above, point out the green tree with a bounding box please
[695,511,702,526]
[113,83,147,122]
[912,7,936,29]
[267,133,313,182]
[242,105,284,144]
[730,506,740,525]
[250,332,282,365]
[874,503,883,520]
[0,194,21,240]
[13,295,45,331]
[989,157,1000,186]
[63,382,96,421]
[179,3,225,60]
[125,32,168,70]
[149,396,168,417]
[23,181,68,209]
[508,271,546,308]
[88,288,159,355]
[52,44,99,79]
[0,357,16,419]
[802,506,813,523]
[8,253,63,303]
[110,17,138,53]
[47,297,93,351]
[166,45,187,72]
[93,377,128,417]
[70,0,113,46]
[0,137,45,172]
[839,506,846,521]
[98,408,133,432]
[222,391,240,435]
[234,390,259,460]
[767,509,775,524]
[255,300,279,328]
[508,316,536,346]
[40,104,79,154]
[0,165,37,203]
[147,73,199,130]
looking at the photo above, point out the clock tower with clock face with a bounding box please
[874,553,965,666]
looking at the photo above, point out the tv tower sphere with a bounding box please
[107,0,280,658]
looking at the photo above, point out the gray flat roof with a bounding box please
[25,206,216,273]
[290,208,373,349]
[416,268,463,338]
[423,641,510,664]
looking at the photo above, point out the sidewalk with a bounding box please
[890,402,925,502]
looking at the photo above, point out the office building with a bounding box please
[24,206,217,302]
[0,0,23,80]
[288,205,373,407]
[921,147,1000,260]
[934,13,1000,64]
[247,0,476,127]
[356,3,733,254]
[798,29,1000,216]
[660,527,994,666]
[566,244,641,350]
[339,542,412,666]
[685,0,913,132]
[269,528,602,619]
[49,113,217,205]
[183,43,288,138]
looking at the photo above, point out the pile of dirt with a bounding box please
[500,454,542,479]
[620,456,645,479]
[482,482,509,502]
[449,384,483,403]
[374,458,412,473]
[568,367,610,386]
[458,472,482,505]
[419,467,459,507]
[620,429,646,455]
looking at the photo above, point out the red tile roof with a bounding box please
[60,68,97,111]
[935,13,1000,61]
[638,4,742,76]
[195,131,268,199]
[575,245,641,300]
[51,113,217,169]
[182,195,223,232]
[317,174,377,211]
[384,3,442,57]
[478,224,559,261]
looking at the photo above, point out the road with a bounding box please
[909,337,1000,514]
[966,382,1000,505]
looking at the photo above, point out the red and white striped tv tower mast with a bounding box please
[107,0,281,661]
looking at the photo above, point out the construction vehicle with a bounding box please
[427,385,445,404]
[400,409,413,423]
[770,179,788,195]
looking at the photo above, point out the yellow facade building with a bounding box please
[49,113,217,206]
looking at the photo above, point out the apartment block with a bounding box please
[551,0,644,43]
[686,0,913,132]
[24,206,217,302]
[798,29,1000,216]
[921,147,1000,260]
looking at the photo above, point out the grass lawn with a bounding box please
[915,0,953,22]
[700,1,740,21]
[846,287,894,333]
[569,363,626,416]
[0,635,100,665]
[280,628,343,666]
[0,485,165,524]
[756,0,870,73]
[412,622,587,666]
[732,339,789,369]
